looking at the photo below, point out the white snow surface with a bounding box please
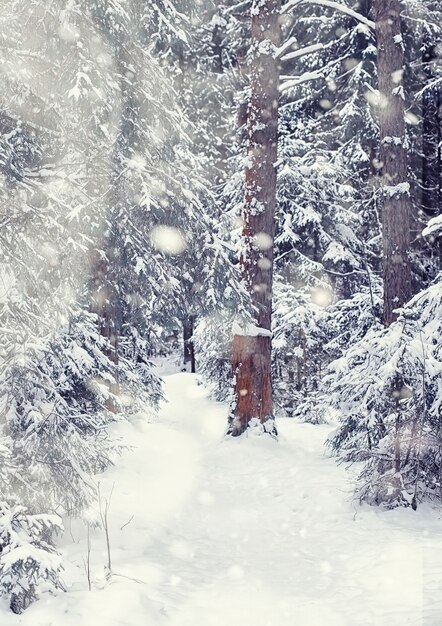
[4,365,442,625]
[232,321,272,337]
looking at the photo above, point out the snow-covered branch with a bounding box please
[280,70,323,91]
[281,0,375,30]
[276,41,324,61]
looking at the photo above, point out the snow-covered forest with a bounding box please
[0,0,441,623]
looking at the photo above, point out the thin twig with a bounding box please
[120,515,134,531]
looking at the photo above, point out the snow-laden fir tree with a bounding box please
[325,1,442,508]
[327,273,442,508]
[0,500,65,614]
[0,0,221,611]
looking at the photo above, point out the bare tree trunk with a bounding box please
[183,315,196,373]
[229,0,281,437]
[422,41,441,219]
[90,251,120,412]
[421,35,442,272]
[373,0,412,327]
[90,41,138,411]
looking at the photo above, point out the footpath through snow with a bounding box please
[9,367,442,625]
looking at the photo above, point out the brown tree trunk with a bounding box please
[373,0,412,327]
[229,0,281,437]
[183,315,196,373]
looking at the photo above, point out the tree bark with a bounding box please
[422,41,441,220]
[90,41,137,411]
[373,0,412,327]
[229,0,281,437]
[90,247,120,412]
[183,315,196,373]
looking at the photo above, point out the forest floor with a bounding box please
[8,361,442,625]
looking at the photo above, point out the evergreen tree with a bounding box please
[328,273,442,508]
[0,0,218,611]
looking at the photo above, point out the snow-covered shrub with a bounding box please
[320,285,383,361]
[194,311,235,402]
[0,303,162,611]
[0,501,65,614]
[327,278,442,508]
[272,282,382,423]
[116,323,163,416]
[1,308,162,516]
[291,395,337,425]
[273,281,327,418]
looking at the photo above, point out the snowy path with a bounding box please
[12,371,442,625]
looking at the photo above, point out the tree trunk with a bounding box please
[90,252,120,412]
[229,0,281,437]
[422,41,441,219]
[183,315,196,373]
[373,0,412,327]
[90,41,137,411]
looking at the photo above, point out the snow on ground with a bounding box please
[5,366,442,625]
